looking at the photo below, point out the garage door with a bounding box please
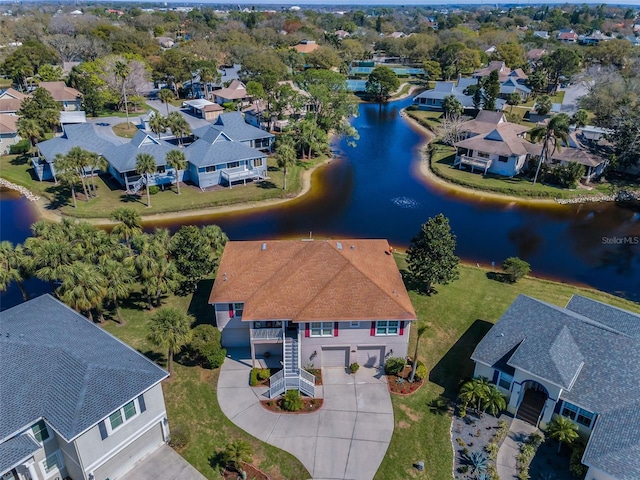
[321,347,349,367]
[93,423,164,480]
[221,326,250,347]
[357,346,385,368]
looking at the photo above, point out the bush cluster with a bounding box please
[169,424,190,449]
[189,324,227,369]
[9,139,30,155]
[384,357,406,375]
[250,368,271,386]
[283,390,303,412]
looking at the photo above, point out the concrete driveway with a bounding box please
[560,81,591,114]
[120,444,206,480]
[217,349,394,480]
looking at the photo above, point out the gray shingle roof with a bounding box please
[471,294,640,478]
[0,434,40,474]
[194,112,274,143]
[0,295,168,443]
[104,131,175,173]
[37,124,118,163]
[185,130,266,168]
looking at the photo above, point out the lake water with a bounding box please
[2,97,639,309]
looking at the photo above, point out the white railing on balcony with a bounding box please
[455,155,493,174]
[220,168,265,187]
[250,328,283,341]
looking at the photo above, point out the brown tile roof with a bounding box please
[0,114,18,134]
[209,239,417,323]
[456,122,536,156]
[527,48,546,60]
[293,40,319,54]
[213,79,248,101]
[38,81,82,102]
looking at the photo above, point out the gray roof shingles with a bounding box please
[471,294,640,478]
[194,112,274,143]
[0,295,168,444]
[103,131,175,173]
[37,124,118,164]
[0,434,40,474]
[185,130,266,168]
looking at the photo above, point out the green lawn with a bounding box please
[112,122,139,138]
[0,153,326,219]
[375,257,640,480]
[428,143,608,199]
[405,109,444,131]
[102,282,309,480]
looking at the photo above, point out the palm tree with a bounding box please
[149,113,167,140]
[0,242,31,300]
[167,112,190,146]
[24,238,75,284]
[547,416,579,454]
[114,60,130,125]
[55,155,79,208]
[459,377,490,414]
[41,108,61,135]
[17,117,44,151]
[110,207,142,249]
[65,146,92,200]
[483,385,507,417]
[57,261,107,321]
[223,439,253,475]
[148,307,193,376]
[158,88,175,116]
[530,114,571,185]
[87,153,106,197]
[408,323,428,382]
[506,92,521,115]
[136,153,157,208]
[198,67,219,100]
[166,149,187,194]
[275,136,297,190]
[98,255,135,324]
[571,109,588,129]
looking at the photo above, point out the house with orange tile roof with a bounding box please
[209,239,417,397]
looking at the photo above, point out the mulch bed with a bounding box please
[261,398,323,413]
[305,368,323,385]
[222,462,270,480]
[387,366,424,396]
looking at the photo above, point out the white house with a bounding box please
[471,294,640,480]
[0,295,171,480]
[208,239,417,397]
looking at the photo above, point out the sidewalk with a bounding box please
[496,418,538,479]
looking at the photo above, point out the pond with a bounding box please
[2,97,639,309]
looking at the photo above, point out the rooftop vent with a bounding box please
[337,242,342,250]
[261,242,267,251]
[350,245,355,250]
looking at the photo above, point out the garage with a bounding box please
[321,347,349,367]
[357,346,385,368]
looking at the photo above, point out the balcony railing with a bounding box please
[250,328,283,342]
[220,168,266,187]
[455,155,493,174]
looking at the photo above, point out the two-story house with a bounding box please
[208,239,417,398]
[193,112,274,152]
[39,82,83,111]
[471,294,640,480]
[0,295,170,480]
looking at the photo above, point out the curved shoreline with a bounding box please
[400,111,562,207]
[27,156,333,226]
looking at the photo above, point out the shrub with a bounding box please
[250,369,259,386]
[385,357,406,375]
[169,424,190,449]
[486,442,499,460]
[502,257,531,283]
[282,390,303,412]
[570,440,588,478]
[415,363,428,380]
[148,185,160,195]
[9,139,30,155]
[189,324,227,369]
[256,368,271,381]
[349,362,360,374]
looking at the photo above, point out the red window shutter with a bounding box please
[228,303,234,318]
[370,322,376,336]
[305,323,310,338]
[334,322,339,337]
[399,321,405,335]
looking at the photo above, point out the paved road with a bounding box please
[560,81,591,114]
[218,348,394,480]
[87,115,137,145]
[145,99,210,130]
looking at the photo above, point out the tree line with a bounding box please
[0,210,228,321]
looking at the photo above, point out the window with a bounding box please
[498,155,509,163]
[350,321,360,328]
[376,321,399,336]
[31,420,50,443]
[497,372,513,390]
[233,303,243,318]
[157,166,166,174]
[253,158,264,168]
[41,450,64,477]
[205,165,217,173]
[310,322,333,337]
[561,401,594,428]
[106,399,139,433]
[227,161,240,169]
[477,151,490,159]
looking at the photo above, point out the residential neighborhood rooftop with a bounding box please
[209,239,417,322]
[39,81,82,102]
[0,295,168,443]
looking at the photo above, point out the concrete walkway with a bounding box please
[121,444,206,480]
[217,348,394,480]
[496,418,538,480]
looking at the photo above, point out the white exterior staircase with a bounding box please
[268,335,315,398]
